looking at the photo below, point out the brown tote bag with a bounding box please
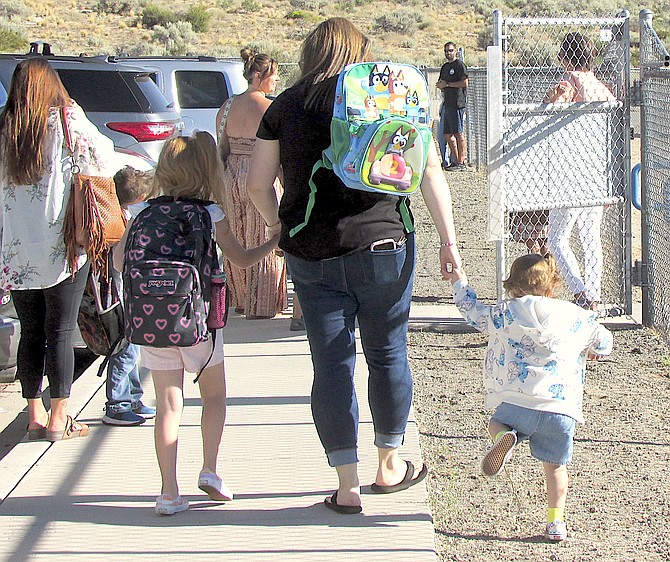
[60,107,126,277]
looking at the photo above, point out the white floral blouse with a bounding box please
[0,102,117,290]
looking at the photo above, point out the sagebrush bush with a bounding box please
[244,41,290,63]
[289,0,328,11]
[118,41,162,56]
[374,10,422,34]
[0,26,27,52]
[151,21,196,55]
[142,4,177,29]
[94,0,138,15]
[278,62,300,90]
[240,0,261,11]
[335,0,371,8]
[184,4,210,32]
[84,36,115,55]
[0,0,30,19]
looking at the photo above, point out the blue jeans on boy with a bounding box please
[286,233,416,467]
[106,342,143,414]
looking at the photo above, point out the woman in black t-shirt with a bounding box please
[248,17,462,515]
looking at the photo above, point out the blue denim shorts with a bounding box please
[490,402,576,466]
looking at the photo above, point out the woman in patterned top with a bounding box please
[0,58,116,442]
[449,253,613,542]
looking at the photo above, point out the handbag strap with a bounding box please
[59,106,75,157]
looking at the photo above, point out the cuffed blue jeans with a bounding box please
[106,342,143,414]
[286,233,415,467]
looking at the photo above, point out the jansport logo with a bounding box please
[148,279,176,290]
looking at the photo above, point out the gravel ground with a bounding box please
[409,167,670,561]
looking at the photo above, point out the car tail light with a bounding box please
[106,122,176,142]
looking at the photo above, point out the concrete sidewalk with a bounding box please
[0,306,456,562]
[0,300,641,562]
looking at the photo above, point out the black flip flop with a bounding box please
[324,491,362,514]
[370,460,428,494]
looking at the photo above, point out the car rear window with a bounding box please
[56,70,169,113]
[175,70,230,109]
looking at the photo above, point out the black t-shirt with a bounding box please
[439,59,468,109]
[257,77,411,261]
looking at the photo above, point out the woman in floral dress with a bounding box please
[216,49,287,319]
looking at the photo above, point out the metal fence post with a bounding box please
[639,9,653,326]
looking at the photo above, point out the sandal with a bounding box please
[46,415,89,442]
[27,426,47,441]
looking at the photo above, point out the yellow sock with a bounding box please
[547,507,565,523]
[494,430,508,441]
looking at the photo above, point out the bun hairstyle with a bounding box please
[503,253,562,299]
[240,48,278,84]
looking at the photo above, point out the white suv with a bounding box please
[0,45,184,167]
[112,56,248,139]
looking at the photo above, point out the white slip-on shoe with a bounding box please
[481,430,517,477]
[155,494,189,515]
[198,472,233,501]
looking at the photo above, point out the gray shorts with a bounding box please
[491,402,576,466]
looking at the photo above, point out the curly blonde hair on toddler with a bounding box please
[503,253,562,298]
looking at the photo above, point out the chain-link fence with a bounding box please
[639,9,670,335]
[486,12,631,314]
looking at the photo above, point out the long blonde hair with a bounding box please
[298,17,371,110]
[0,58,70,185]
[503,254,562,298]
[152,132,224,203]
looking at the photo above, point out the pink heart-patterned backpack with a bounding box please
[122,197,221,349]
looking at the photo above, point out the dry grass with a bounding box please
[13,0,489,67]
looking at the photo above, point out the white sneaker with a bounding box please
[545,520,568,541]
[155,494,189,515]
[198,471,233,501]
[481,430,517,477]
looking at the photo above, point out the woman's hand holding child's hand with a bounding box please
[440,245,465,283]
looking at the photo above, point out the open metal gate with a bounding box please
[487,11,632,315]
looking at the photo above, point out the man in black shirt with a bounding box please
[436,41,468,170]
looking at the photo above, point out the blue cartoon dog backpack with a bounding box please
[322,62,432,196]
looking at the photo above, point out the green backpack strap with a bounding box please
[399,196,415,234]
[289,151,333,238]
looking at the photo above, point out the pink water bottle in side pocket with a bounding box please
[207,270,229,329]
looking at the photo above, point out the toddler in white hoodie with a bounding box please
[450,253,613,542]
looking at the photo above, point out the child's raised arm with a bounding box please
[586,322,613,361]
[215,216,279,269]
